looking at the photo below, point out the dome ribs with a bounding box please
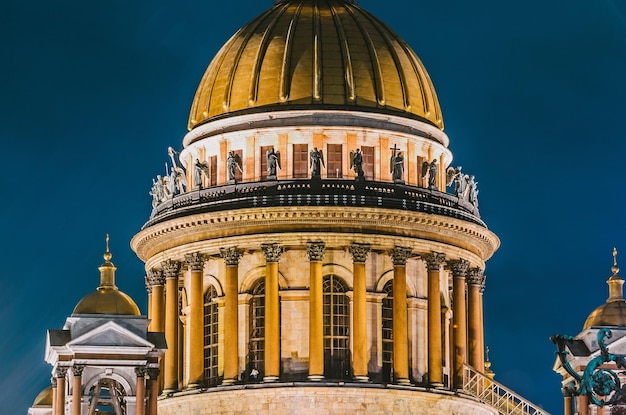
[279,3,304,102]
[343,2,385,106]
[248,2,291,106]
[328,0,356,103]
[313,1,322,102]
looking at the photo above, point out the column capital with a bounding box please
[261,243,283,263]
[144,275,152,294]
[146,268,165,286]
[389,246,413,266]
[447,258,470,277]
[424,252,446,271]
[306,241,326,262]
[51,377,57,388]
[349,243,371,263]
[161,260,182,279]
[71,365,84,377]
[220,246,243,266]
[146,368,160,380]
[55,366,68,379]
[185,252,207,271]
[135,367,147,378]
[468,268,486,289]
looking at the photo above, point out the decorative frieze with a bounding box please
[447,258,469,277]
[71,365,84,377]
[220,246,243,266]
[161,260,182,280]
[389,246,413,266]
[467,268,486,289]
[261,243,283,263]
[185,252,207,271]
[306,242,326,262]
[349,243,371,263]
[424,252,446,271]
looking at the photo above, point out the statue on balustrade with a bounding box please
[390,145,404,183]
[350,148,364,181]
[266,147,281,180]
[446,166,466,197]
[167,146,187,194]
[227,151,243,183]
[310,147,325,179]
[194,159,210,189]
[421,159,438,190]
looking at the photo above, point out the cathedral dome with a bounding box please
[32,385,53,407]
[72,237,140,316]
[583,249,626,329]
[188,0,443,131]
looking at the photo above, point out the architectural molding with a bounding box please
[161,260,181,280]
[261,243,283,263]
[389,246,413,266]
[220,246,243,266]
[185,252,207,271]
[306,242,326,262]
[424,252,446,271]
[349,243,371,263]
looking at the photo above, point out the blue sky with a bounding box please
[2,0,626,413]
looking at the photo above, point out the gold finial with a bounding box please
[612,247,619,275]
[484,346,495,379]
[104,234,112,262]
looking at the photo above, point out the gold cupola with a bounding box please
[73,235,140,316]
[583,248,626,329]
[188,0,443,131]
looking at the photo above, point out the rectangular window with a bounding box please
[293,144,308,178]
[361,146,374,180]
[260,145,273,180]
[209,155,217,186]
[327,144,342,178]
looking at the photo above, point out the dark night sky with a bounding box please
[2,0,626,413]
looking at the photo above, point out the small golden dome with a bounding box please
[188,0,443,131]
[32,385,53,407]
[583,248,626,329]
[72,235,140,316]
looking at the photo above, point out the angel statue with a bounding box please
[421,159,438,190]
[149,176,164,209]
[266,147,281,180]
[227,151,243,183]
[390,145,404,183]
[350,148,364,180]
[170,165,187,195]
[446,166,466,197]
[194,159,210,189]
[467,175,479,208]
[310,147,325,179]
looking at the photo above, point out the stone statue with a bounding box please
[266,147,281,180]
[467,175,479,207]
[390,145,404,183]
[170,166,187,195]
[160,174,173,199]
[421,159,438,190]
[194,159,210,189]
[446,166,466,197]
[350,148,364,180]
[149,177,163,208]
[309,147,325,179]
[227,151,243,183]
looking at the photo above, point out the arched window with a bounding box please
[248,279,265,380]
[203,285,219,386]
[87,379,126,415]
[323,275,351,379]
[382,280,393,383]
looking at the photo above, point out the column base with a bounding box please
[429,382,444,388]
[396,378,411,386]
[221,379,236,386]
[307,375,325,382]
[262,376,279,383]
[353,376,369,383]
[185,383,201,390]
[161,389,176,396]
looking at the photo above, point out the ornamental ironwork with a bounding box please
[551,328,626,407]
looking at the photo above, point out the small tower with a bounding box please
[31,236,166,415]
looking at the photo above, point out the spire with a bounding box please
[607,247,624,303]
[98,234,118,290]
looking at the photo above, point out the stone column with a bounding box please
[147,269,165,335]
[562,387,573,415]
[307,241,326,380]
[578,394,589,415]
[467,268,486,371]
[55,366,67,415]
[162,259,182,393]
[390,246,413,385]
[448,259,469,389]
[185,252,207,389]
[261,243,283,382]
[147,368,160,415]
[350,243,370,382]
[135,367,146,415]
[51,379,57,415]
[145,276,153,329]
[71,365,83,415]
[220,246,243,384]
[424,252,446,387]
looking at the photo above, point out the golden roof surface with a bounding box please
[583,248,626,329]
[188,0,443,130]
[32,385,53,407]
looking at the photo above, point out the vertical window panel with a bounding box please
[204,286,219,386]
[327,144,343,178]
[293,144,308,178]
[361,146,375,180]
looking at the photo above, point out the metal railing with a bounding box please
[463,365,551,415]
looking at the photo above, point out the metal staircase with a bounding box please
[462,365,551,415]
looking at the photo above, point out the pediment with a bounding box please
[67,321,153,349]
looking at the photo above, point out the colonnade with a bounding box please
[144,244,487,392]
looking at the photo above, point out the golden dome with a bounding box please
[32,385,53,407]
[73,235,140,316]
[188,0,443,131]
[583,248,626,329]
